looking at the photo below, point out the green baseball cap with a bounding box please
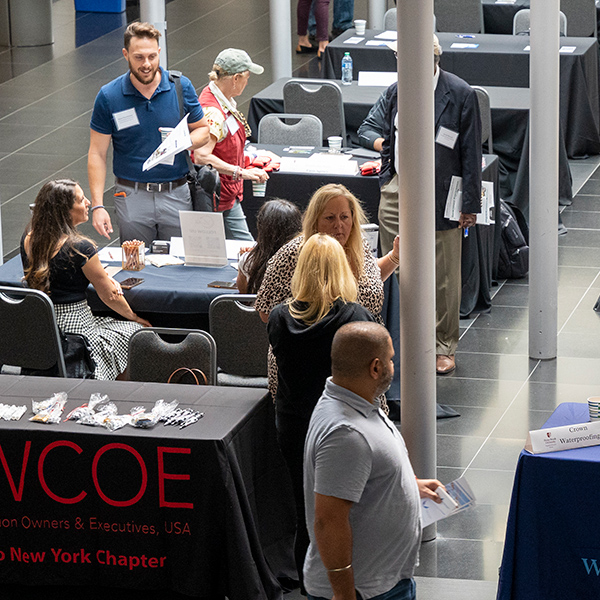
[214,48,264,75]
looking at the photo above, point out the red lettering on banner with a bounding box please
[0,441,31,501]
[157,447,193,509]
[38,441,86,504]
[10,547,45,562]
[92,443,147,507]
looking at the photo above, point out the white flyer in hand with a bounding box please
[421,487,459,528]
[143,114,191,171]
[444,175,463,221]
[477,181,495,225]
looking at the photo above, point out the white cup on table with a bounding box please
[354,19,366,35]
[327,136,343,153]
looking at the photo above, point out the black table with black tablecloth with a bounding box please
[0,375,294,600]
[241,147,500,316]
[497,402,600,600]
[247,78,384,147]
[322,30,600,158]
[247,79,572,216]
[481,0,600,37]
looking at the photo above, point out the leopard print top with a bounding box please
[255,235,384,321]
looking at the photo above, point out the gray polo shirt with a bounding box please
[303,378,421,599]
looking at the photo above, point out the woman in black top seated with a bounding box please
[267,233,374,591]
[21,179,151,379]
[236,198,302,294]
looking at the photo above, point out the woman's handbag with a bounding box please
[21,331,96,379]
[167,367,208,385]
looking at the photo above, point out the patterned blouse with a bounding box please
[255,235,384,321]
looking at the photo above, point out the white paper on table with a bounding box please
[343,36,364,44]
[147,255,184,267]
[365,40,393,47]
[374,30,397,40]
[279,154,358,176]
[477,181,495,225]
[98,247,122,262]
[169,236,185,257]
[444,176,463,221]
[178,211,228,267]
[495,0,516,4]
[559,46,576,54]
[358,71,397,87]
[143,114,191,171]
[523,45,531,52]
[225,239,256,260]
[450,43,479,49]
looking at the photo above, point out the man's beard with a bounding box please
[129,60,158,85]
[375,364,394,397]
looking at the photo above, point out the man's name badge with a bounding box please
[436,126,459,150]
[113,108,140,131]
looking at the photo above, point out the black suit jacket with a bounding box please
[380,69,482,231]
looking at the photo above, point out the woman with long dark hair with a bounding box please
[21,179,150,379]
[236,199,302,294]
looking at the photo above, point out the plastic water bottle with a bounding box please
[341,52,353,85]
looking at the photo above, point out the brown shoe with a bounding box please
[436,354,456,375]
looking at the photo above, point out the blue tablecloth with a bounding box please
[497,402,600,599]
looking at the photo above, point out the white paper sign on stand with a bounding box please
[525,420,600,454]
[178,211,228,267]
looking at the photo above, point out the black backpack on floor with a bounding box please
[497,200,529,279]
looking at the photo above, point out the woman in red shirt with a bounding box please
[194,48,268,240]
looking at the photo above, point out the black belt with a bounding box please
[116,176,188,193]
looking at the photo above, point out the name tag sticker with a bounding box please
[436,126,459,150]
[113,108,140,131]
[225,114,240,136]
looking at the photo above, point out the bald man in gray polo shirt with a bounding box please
[303,322,442,600]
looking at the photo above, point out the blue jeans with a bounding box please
[222,199,254,241]
[308,577,416,600]
[308,0,355,34]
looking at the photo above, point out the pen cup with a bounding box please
[122,240,145,271]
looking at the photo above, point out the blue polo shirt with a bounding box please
[90,68,204,182]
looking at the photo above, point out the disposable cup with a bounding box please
[252,181,267,197]
[328,136,343,153]
[354,19,366,35]
[588,397,600,421]
[159,127,174,142]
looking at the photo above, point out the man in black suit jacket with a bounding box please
[379,35,482,375]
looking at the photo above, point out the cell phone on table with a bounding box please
[207,280,237,289]
[120,277,144,290]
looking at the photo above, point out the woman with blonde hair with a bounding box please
[256,183,399,324]
[267,233,375,592]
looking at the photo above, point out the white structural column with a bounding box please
[140,0,168,69]
[369,0,387,30]
[396,2,437,538]
[529,0,559,359]
[270,0,292,80]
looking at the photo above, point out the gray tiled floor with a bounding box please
[2,2,600,600]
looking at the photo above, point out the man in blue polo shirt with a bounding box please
[88,22,210,246]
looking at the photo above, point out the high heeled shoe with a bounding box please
[296,44,317,54]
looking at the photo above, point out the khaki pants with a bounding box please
[378,175,462,355]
